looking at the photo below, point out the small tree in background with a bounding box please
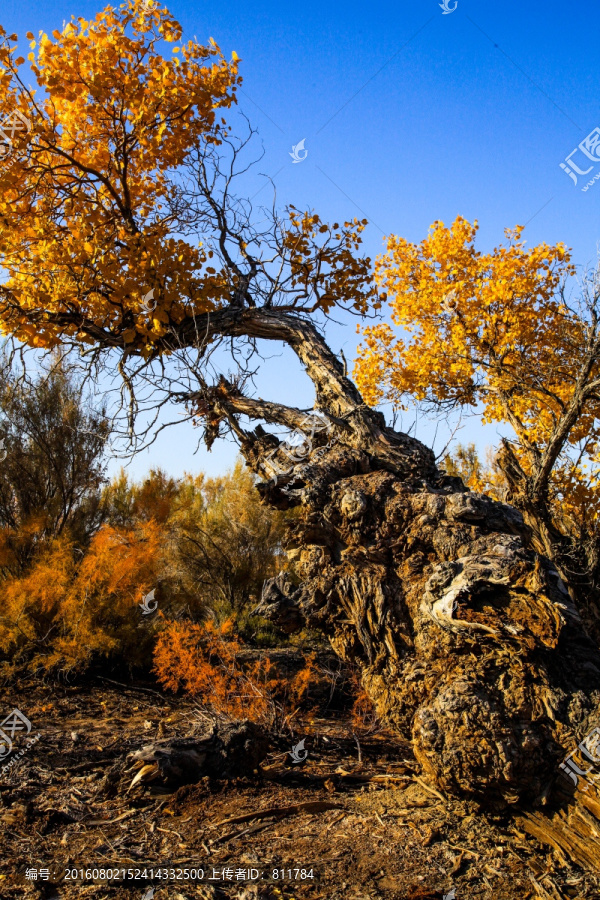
[165,462,289,641]
[356,217,600,634]
[442,442,508,501]
[103,461,290,643]
[104,467,180,528]
[0,351,109,575]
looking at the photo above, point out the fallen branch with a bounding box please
[214,800,344,828]
[334,767,411,784]
[412,775,446,802]
[212,820,275,846]
[352,732,362,764]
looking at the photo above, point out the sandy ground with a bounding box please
[1,677,599,900]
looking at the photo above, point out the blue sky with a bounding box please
[2,0,599,480]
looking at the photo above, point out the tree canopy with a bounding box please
[0,2,377,361]
[0,1,239,351]
[355,217,600,628]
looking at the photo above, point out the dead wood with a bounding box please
[127,719,270,789]
[215,799,345,828]
[171,302,600,872]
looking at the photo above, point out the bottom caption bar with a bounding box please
[24,866,318,884]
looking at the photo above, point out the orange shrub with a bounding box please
[0,535,75,660]
[43,521,163,671]
[154,621,319,727]
[154,619,271,720]
[0,521,163,672]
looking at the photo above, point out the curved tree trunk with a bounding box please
[252,440,598,802]
[188,308,600,866]
[497,438,600,647]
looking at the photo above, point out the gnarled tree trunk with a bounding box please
[497,438,600,648]
[254,441,599,806]
[190,310,600,826]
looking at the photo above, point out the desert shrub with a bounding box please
[0,522,162,672]
[154,620,319,728]
[42,521,164,672]
[164,461,289,618]
[154,619,276,722]
[103,468,180,527]
[0,351,109,575]
[109,460,292,644]
[0,535,75,663]
[0,447,293,673]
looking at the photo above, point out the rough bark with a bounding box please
[254,445,599,805]
[187,311,600,818]
[127,720,270,789]
[497,439,600,646]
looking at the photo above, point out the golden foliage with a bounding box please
[355,217,600,536]
[356,217,575,426]
[443,443,508,501]
[0,6,379,357]
[0,521,162,671]
[282,209,380,316]
[0,1,239,353]
[153,619,266,719]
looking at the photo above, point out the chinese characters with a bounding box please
[558,726,600,793]
[560,126,600,192]
[0,110,32,163]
